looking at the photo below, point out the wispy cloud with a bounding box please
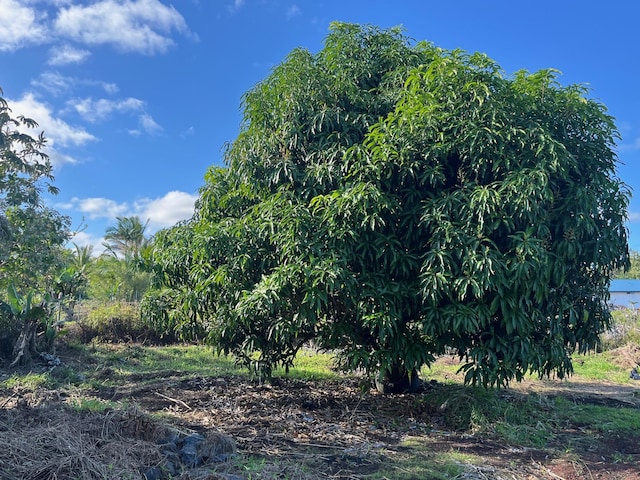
[180,126,195,138]
[129,113,163,136]
[286,5,301,19]
[63,191,197,233]
[0,0,48,51]
[54,0,192,54]
[48,44,91,65]
[228,0,245,13]
[618,137,640,153]
[67,96,145,122]
[139,113,163,135]
[32,72,119,97]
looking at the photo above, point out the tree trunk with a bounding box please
[375,363,421,394]
[10,318,38,367]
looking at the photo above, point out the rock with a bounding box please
[179,433,205,467]
[160,459,177,476]
[631,368,640,380]
[143,466,162,480]
[211,453,232,463]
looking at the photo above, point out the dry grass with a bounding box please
[0,400,234,480]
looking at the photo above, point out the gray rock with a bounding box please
[179,434,205,467]
[211,453,232,463]
[143,466,162,480]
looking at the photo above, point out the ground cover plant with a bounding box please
[1,340,639,480]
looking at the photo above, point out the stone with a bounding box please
[143,466,162,480]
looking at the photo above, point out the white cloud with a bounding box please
[68,96,144,122]
[48,44,91,65]
[0,0,48,51]
[8,93,96,166]
[31,72,75,96]
[71,197,130,219]
[10,93,96,147]
[64,191,197,232]
[129,113,163,136]
[54,0,190,54]
[103,83,119,94]
[228,0,244,13]
[32,72,120,96]
[68,231,107,256]
[139,113,162,135]
[286,5,301,19]
[135,191,197,231]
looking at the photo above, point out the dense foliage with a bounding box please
[0,88,72,364]
[144,24,630,387]
[0,89,70,292]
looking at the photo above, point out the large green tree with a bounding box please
[144,24,630,388]
[0,88,71,363]
[1,89,70,291]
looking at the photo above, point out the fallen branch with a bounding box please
[0,391,19,409]
[154,391,192,410]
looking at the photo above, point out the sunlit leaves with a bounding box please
[0,90,71,293]
[144,24,629,387]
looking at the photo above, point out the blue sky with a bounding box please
[2,0,640,253]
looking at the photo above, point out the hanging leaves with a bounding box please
[144,24,629,387]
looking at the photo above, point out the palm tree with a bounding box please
[102,216,149,260]
[71,242,94,272]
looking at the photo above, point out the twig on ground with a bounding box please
[0,391,18,409]
[154,391,192,410]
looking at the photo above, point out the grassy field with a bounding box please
[1,338,639,480]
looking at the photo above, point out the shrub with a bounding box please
[70,301,175,344]
[600,308,640,350]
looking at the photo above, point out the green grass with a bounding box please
[82,343,339,387]
[1,372,52,389]
[70,397,120,413]
[87,344,239,381]
[368,437,478,480]
[556,398,640,435]
[272,349,338,380]
[571,351,636,383]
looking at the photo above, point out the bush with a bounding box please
[600,308,640,350]
[69,301,175,344]
[0,309,18,361]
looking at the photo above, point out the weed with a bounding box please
[1,372,51,389]
[571,351,634,383]
[70,397,119,413]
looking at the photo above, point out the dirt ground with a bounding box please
[1,351,639,480]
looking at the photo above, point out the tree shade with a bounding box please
[143,23,630,388]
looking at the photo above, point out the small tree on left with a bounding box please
[0,88,71,365]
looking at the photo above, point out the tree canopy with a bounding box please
[0,88,70,292]
[144,23,630,387]
[0,88,71,364]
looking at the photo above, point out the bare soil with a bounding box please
[1,349,639,480]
